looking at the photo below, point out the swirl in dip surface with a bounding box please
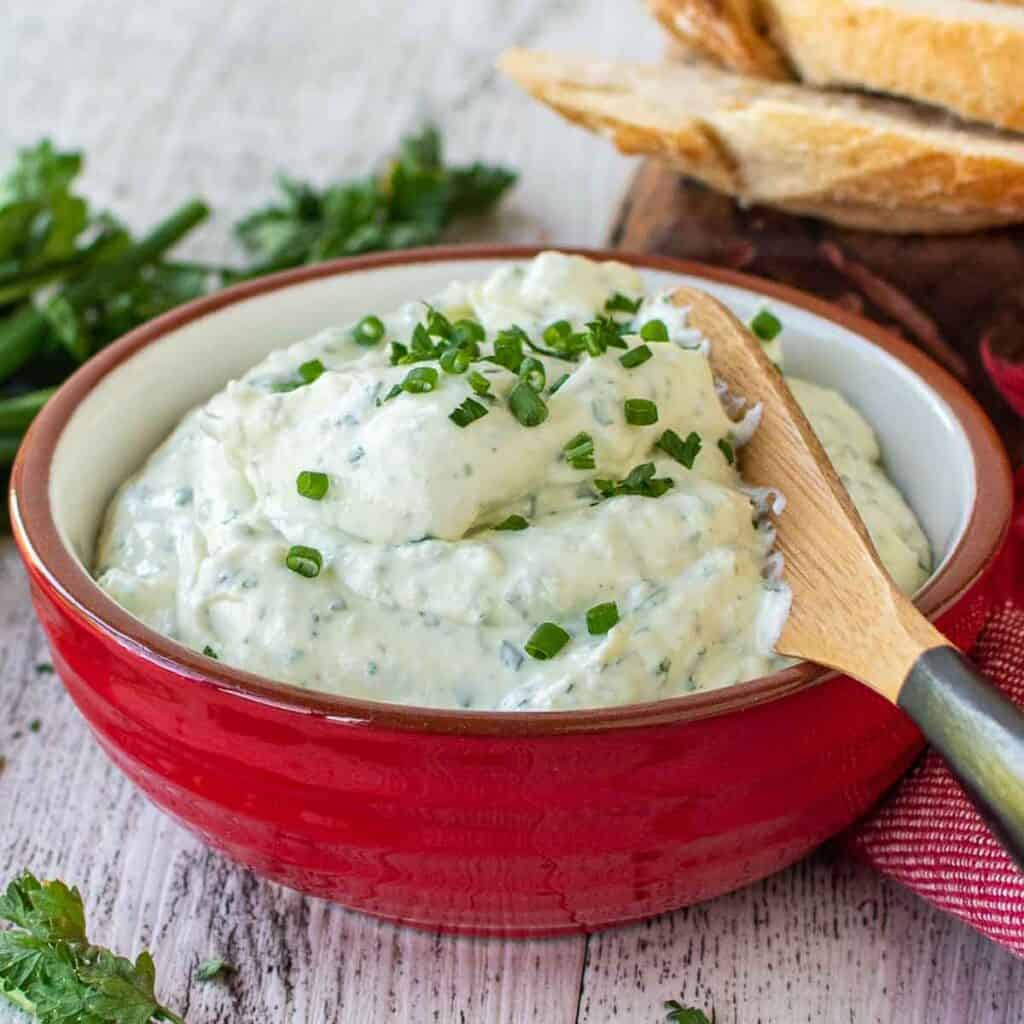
[94,253,931,710]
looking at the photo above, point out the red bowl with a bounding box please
[10,246,1013,936]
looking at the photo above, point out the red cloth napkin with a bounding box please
[845,468,1024,957]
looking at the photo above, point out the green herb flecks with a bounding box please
[202,645,219,660]
[467,370,492,396]
[285,545,322,579]
[750,309,782,342]
[624,398,658,426]
[586,602,619,635]
[494,515,529,531]
[718,437,735,465]
[0,871,185,1023]
[518,356,545,393]
[508,381,548,428]
[449,397,489,428]
[562,432,595,470]
[524,622,571,661]
[352,314,386,346]
[658,429,702,470]
[296,470,329,500]
[196,959,235,983]
[640,319,669,342]
[605,292,642,315]
[620,344,652,369]
[663,1000,712,1024]
[594,463,675,500]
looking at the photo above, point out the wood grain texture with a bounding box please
[1,2,1023,1022]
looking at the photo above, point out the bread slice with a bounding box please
[498,49,1024,233]
[649,0,1024,133]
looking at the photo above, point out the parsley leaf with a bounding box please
[232,126,515,278]
[664,1000,712,1024]
[0,871,184,1023]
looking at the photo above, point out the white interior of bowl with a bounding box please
[49,257,974,591]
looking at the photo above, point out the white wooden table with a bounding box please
[2,2,1022,1021]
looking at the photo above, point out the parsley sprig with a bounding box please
[0,872,184,1023]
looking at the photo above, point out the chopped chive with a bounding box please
[353,314,386,346]
[299,358,325,383]
[548,372,570,395]
[425,305,453,339]
[525,622,571,661]
[640,319,669,342]
[381,383,403,403]
[202,645,219,660]
[543,320,572,346]
[451,319,485,347]
[495,514,529,531]
[449,397,489,428]
[718,437,735,465]
[296,470,329,500]
[750,309,782,342]
[285,545,322,578]
[508,381,548,427]
[594,463,675,500]
[402,365,439,394]
[624,398,658,426]
[493,327,526,372]
[620,344,652,369]
[605,293,642,314]
[440,346,471,374]
[518,356,546,392]
[408,322,437,360]
[562,431,595,470]
[389,342,408,365]
[658,429,702,470]
[468,370,492,396]
[586,602,619,635]
[588,316,629,350]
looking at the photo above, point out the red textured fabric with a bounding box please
[846,469,1024,957]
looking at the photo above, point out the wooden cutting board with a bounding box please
[609,162,1024,464]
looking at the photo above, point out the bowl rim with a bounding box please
[9,244,1014,736]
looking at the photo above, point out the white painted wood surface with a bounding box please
[1,1,1022,1021]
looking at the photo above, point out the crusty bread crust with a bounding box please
[650,0,1024,133]
[648,0,790,79]
[498,49,1024,234]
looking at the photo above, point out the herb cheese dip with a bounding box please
[94,252,931,711]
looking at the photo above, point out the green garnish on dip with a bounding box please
[525,622,571,660]
[494,514,529,531]
[285,545,322,578]
[586,602,619,635]
[620,344,652,369]
[563,432,595,470]
[595,463,675,500]
[658,429,702,469]
[548,372,570,395]
[605,292,642,314]
[640,319,669,342]
[353,314,386,346]
[202,645,219,659]
[518,356,546,392]
[624,398,658,426]
[718,437,736,465]
[402,365,439,393]
[440,346,471,374]
[750,309,782,342]
[468,370,492,396]
[296,470,329,500]
[298,358,325,383]
[449,397,489,428]
[509,381,548,427]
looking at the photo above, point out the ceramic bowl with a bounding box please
[10,247,1013,936]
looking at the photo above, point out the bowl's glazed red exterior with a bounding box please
[10,247,1013,936]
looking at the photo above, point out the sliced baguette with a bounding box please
[650,0,1024,133]
[498,49,1024,233]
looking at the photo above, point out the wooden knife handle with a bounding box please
[899,647,1024,870]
